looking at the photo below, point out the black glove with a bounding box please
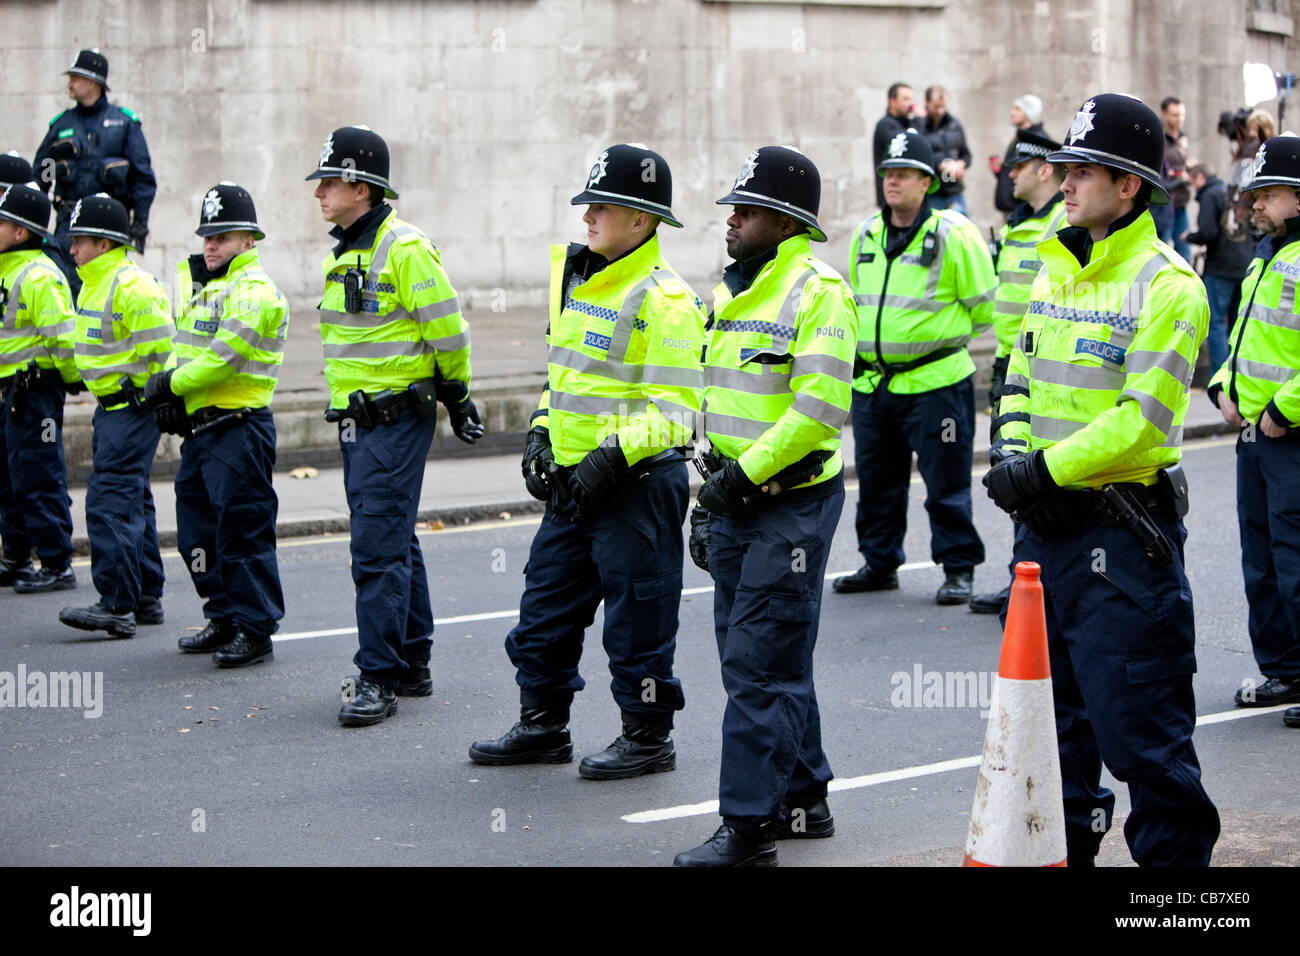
[62,378,86,395]
[436,379,484,444]
[128,219,148,253]
[154,397,191,437]
[988,354,1009,412]
[688,506,712,573]
[570,439,627,518]
[983,450,1056,516]
[696,459,760,518]
[142,369,174,410]
[521,426,554,502]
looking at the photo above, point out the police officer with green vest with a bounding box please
[58,194,171,638]
[985,94,1220,865]
[32,50,155,255]
[970,129,1068,616]
[0,182,82,592]
[469,144,704,778]
[142,183,288,667]
[835,128,995,606]
[675,146,857,867]
[308,126,480,726]
[1209,135,1300,717]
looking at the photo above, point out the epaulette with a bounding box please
[119,106,141,122]
[48,110,69,127]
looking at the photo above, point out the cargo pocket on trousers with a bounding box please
[633,569,681,603]
[1123,649,1197,685]
[757,596,817,677]
[358,496,410,562]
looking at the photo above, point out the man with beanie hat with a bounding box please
[994,94,1048,214]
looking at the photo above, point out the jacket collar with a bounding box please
[75,94,107,117]
[187,246,259,287]
[1040,207,1158,280]
[1007,192,1064,229]
[722,243,779,296]
[1053,205,1148,270]
[329,203,392,258]
[76,244,129,287]
[1256,215,1300,261]
[566,232,660,291]
[720,233,812,299]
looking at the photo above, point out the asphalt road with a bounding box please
[2,435,1296,867]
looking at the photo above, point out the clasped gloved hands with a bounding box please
[569,436,627,520]
[143,369,191,436]
[696,459,759,518]
[521,426,556,501]
[983,449,1071,536]
[688,505,711,573]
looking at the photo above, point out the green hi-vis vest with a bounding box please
[848,206,996,394]
[73,246,172,409]
[0,248,79,384]
[1000,211,1207,489]
[169,248,289,415]
[318,210,470,409]
[703,234,858,487]
[1209,235,1300,424]
[533,234,705,467]
[993,200,1068,358]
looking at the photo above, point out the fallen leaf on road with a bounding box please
[290,467,319,480]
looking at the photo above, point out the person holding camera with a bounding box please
[308,126,481,726]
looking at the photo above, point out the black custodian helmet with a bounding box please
[570,143,682,228]
[0,184,54,240]
[66,193,131,245]
[65,48,110,90]
[306,126,398,199]
[1242,135,1300,193]
[0,151,34,188]
[195,182,265,239]
[716,145,826,241]
[877,128,940,194]
[1048,93,1169,204]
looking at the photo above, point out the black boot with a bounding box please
[832,564,898,593]
[578,716,675,780]
[771,796,835,839]
[0,557,36,587]
[178,619,238,653]
[969,583,1010,615]
[936,570,974,605]
[338,676,398,727]
[15,564,76,593]
[674,822,777,867]
[469,703,572,765]
[134,595,164,625]
[397,661,433,697]
[213,630,274,668]
[58,600,136,639]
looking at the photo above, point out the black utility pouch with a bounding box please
[346,388,376,429]
[408,379,439,419]
[1157,464,1190,521]
[371,388,399,426]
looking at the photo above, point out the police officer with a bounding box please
[469,144,704,777]
[143,183,287,667]
[1,152,80,297]
[1209,135,1300,712]
[675,146,857,866]
[970,129,1068,615]
[834,128,995,605]
[308,126,480,726]
[32,50,156,254]
[58,194,170,638]
[0,183,82,592]
[986,94,1220,865]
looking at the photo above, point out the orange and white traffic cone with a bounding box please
[963,561,1067,867]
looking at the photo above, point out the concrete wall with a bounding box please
[2,0,1296,320]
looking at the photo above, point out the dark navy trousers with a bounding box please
[505,458,689,718]
[851,375,984,573]
[339,409,437,689]
[86,404,163,609]
[1009,513,1220,866]
[1236,430,1300,682]
[0,384,74,569]
[174,408,284,637]
[710,482,843,821]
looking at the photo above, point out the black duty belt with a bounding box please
[324,378,440,429]
[96,384,145,410]
[190,405,256,435]
[865,345,964,381]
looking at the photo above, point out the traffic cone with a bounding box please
[963,561,1067,867]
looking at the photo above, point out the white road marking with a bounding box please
[621,704,1295,824]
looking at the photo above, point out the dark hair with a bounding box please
[1160,96,1183,112]
[888,83,911,101]
[365,183,385,207]
[1103,166,1154,205]
[925,85,947,102]
[1188,162,1215,180]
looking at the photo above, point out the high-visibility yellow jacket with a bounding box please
[169,248,289,415]
[849,205,996,394]
[993,197,1067,359]
[73,245,172,409]
[533,234,705,467]
[703,234,858,487]
[0,246,79,384]
[1208,227,1300,425]
[1000,211,1207,488]
[318,208,470,409]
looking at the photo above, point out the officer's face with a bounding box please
[725,206,793,261]
[582,203,647,259]
[66,75,101,106]
[1009,159,1041,200]
[314,177,371,228]
[881,168,930,210]
[201,231,256,271]
[1061,163,1135,233]
[1250,185,1300,236]
[70,235,111,267]
[0,220,27,253]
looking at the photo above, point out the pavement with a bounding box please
[64,380,1234,554]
